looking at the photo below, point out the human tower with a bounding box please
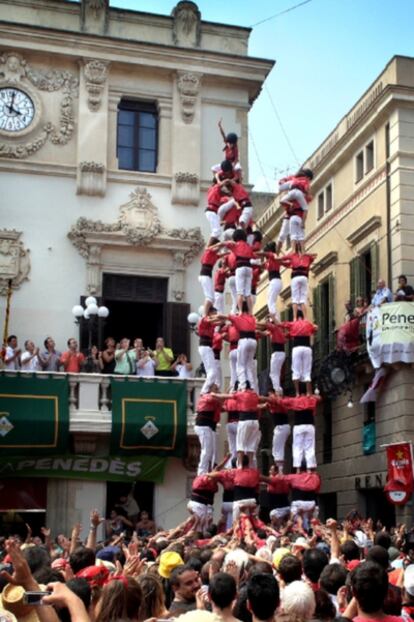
[187,120,322,541]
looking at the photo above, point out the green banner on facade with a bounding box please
[0,375,69,454]
[0,454,167,483]
[110,379,187,456]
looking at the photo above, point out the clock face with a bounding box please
[0,88,35,133]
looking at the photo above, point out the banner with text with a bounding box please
[110,379,187,456]
[0,375,69,454]
[0,455,167,483]
[366,302,414,368]
[384,442,414,505]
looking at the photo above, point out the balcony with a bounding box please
[0,370,204,437]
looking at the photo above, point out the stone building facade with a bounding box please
[255,56,414,526]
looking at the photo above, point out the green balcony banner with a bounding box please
[0,375,69,454]
[110,379,187,457]
[0,455,166,483]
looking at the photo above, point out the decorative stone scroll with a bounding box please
[83,59,110,112]
[172,1,201,48]
[177,71,200,124]
[0,229,30,295]
[172,171,200,206]
[76,161,106,197]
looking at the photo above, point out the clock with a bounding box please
[0,87,35,133]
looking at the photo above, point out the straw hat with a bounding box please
[0,584,40,622]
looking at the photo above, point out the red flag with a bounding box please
[384,442,414,505]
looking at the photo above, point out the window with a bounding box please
[312,273,335,361]
[316,181,333,219]
[349,241,379,305]
[355,138,375,182]
[117,100,158,172]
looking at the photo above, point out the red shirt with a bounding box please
[215,468,236,490]
[236,389,259,413]
[280,174,310,194]
[212,332,223,352]
[214,267,227,292]
[223,325,240,350]
[226,240,254,261]
[201,247,219,267]
[223,204,239,227]
[281,395,319,414]
[288,472,321,493]
[251,266,261,291]
[267,394,289,415]
[267,475,291,495]
[224,252,237,272]
[192,475,219,493]
[224,143,239,163]
[266,322,287,344]
[198,317,215,339]
[284,253,315,274]
[229,313,256,334]
[60,350,85,373]
[207,185,224,212]
[286,319,317,338]
[234,467,260,490]
[265,253,283,273]
[197,393,221,413]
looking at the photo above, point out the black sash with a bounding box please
[293,336,310,347]
[234,486,257,501]
[291,489,316,502]
[294,409,313,425]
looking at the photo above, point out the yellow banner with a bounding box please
[380,302,414,344]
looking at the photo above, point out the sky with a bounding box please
[108,0,414,191]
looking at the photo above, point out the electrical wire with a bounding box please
[251,0,313,28]
[248,128,273,193]
[264,83,301,167]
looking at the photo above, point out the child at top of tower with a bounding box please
[218,118,239,166]
[277,168,313,253]
[279,167,314,211]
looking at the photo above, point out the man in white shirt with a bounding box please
[21,340,42,371]
[4,335,21,370]
[371,278,392,306]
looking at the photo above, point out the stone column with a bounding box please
[76,59,110,197]
[157,98,172,176]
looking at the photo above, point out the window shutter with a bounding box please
[349,256,361,305]
[370,241,379,294]
[312,284,322,362]
[328,274,336,353]
[164,302,190,359]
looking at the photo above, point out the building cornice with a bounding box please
[346,215,382,247]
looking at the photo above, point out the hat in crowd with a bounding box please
[76,564,110,587]
[353,530,369,549]
[96,559,116,573]
[388,547,400,562]
[0,584,40,622]
[51,557,69,571]
[404,565,414,596]
[292,537,309,550]
[346,559,361,571]
[158,551,184,579]
[316,542,331,556]
[96,545,121,562]
[273,547,290,569]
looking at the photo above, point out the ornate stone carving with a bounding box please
[86,244,102,294]
[172,1,201,47]
[80,0,109,33]
[177,72,200,124]
[83,59,110,112]
[166,227,204,265]
[172,171,200,206]
[0,52,78,158]
[119,187,162,246]
[0,230,30,295]
[77,161,106,197]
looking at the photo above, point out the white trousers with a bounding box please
[205,210,221,240]
[214,291,225,314]
[229,348,238,389]
[291,345,312,382]
[291,501,318,531]
[270,350,286,391]
[236,338,257,389]
[195,425,216,474]
[270,507,291,520]
[198,345,216,393]
[224,227,236,241]
[213,358,222,389]
[222,501,234,531]
[292,424,316,468]
[198,275,214,302]
[226,421,238,459]
[233,498,257,521]
[280,186,308,212]
[235,266,252,297]
[228,276,238,313]
[217,198,236,220]
[187,500,213,532]
[291,275,308,305]
[278,217,290,243]
[272,423,291,463]
[237,419,260,453]
[290,215,305,241]
[268,278,282,316]
[239,205,253,226]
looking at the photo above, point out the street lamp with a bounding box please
[72,298,110,372]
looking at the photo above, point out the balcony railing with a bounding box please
[0,370,204,435]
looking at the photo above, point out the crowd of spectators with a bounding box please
[2,334,193,378]
[1,508,414,622]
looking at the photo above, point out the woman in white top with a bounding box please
[136,349,156,377]
[21,340,42,372]
[172,353,193,379]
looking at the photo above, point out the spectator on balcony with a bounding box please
[172,354,193,379]
[84,345,101,373]
[371,279,392,306]
[154,337,174,377]
[116,487,140,525]
[21,340,42,372]
[60,338,85,373]
[105,508,133,538]
[114,338,136,375]
[353,296,369,318]
[39,336,61,372]
[134,337,144,351]
[99,337,116,373]
[136,510,156,537]
[4,334,21,370]
[395,275,414,302]
[136,349,156,377]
